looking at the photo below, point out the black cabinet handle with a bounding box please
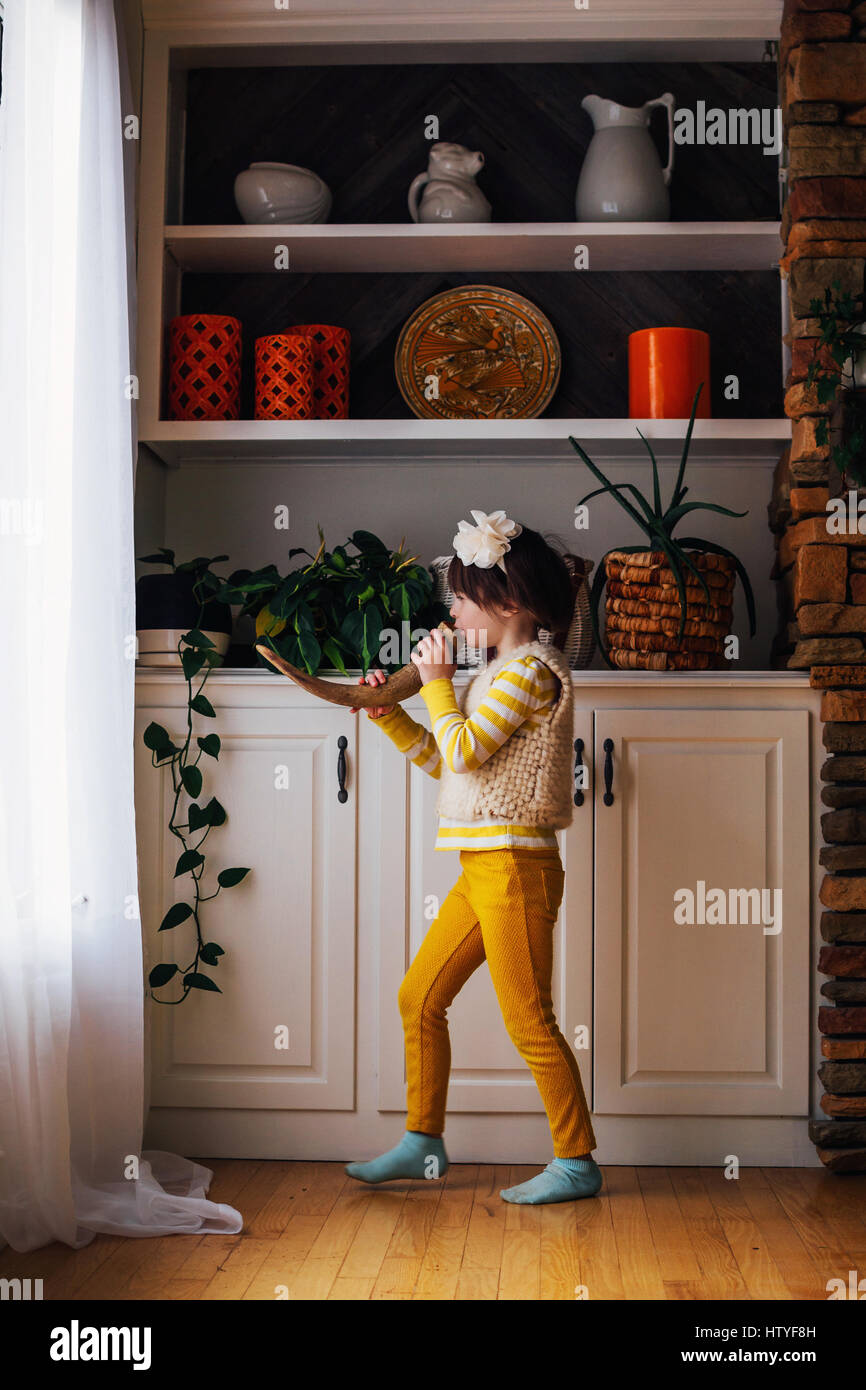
[337,735,348,803]
[573,738,585,807]
[603,738,614,806]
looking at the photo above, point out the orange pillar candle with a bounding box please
[628,327,711,419]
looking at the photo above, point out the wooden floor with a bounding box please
[4,1161,866,1300]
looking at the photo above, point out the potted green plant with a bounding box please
[569,383,757,670]
[136,548,233,666]
[138,549,250,1004]
[219,526,451,675]
[804,277,866,491]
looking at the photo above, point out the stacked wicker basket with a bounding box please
[603,549,736,671]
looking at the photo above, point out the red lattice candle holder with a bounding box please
[284,323,351,419]
[254,334,315,420]
[167,314,242,420]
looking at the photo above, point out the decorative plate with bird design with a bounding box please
[394,285,561,420]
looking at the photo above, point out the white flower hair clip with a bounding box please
[453,509,523,574]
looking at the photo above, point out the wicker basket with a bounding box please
[429,552,595,670]
[603,549,735,671]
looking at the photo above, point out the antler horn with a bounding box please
[255,621,456,708]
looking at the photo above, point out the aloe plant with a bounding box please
[569,383,757,666]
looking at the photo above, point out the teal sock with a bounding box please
[345,1130,448,1184]
[552,1156,596,1175]
[500,1156,602,1205]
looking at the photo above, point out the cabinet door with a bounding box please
[593,708,809,1116]
[378,703,593,1116]
[136,702,356,1109]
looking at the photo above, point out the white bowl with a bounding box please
[233,161,332,224]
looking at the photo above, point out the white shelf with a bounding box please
[135,668,809,689]
[166,221,782,274]
[140,417,790,465]
[143,4,784,57]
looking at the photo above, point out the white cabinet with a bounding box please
[592,708,810,1116]
[135,693,357,1113]
[136,670,821,1164]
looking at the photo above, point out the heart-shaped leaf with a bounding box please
[217,866,250,889]
[159,902,193,932]
[174,848,204,877]
[201,797,227,827]
[149,962,178,987]
[181,648,206,681]
[183,971,221,993]
[190,693,216,718]
[143,722,171,751]
[181,628,216,649]
[181,765,202,798]
[138,548,175,566]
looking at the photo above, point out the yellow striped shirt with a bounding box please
[372,653,560,851]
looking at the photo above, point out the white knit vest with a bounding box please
[434,640,575,829]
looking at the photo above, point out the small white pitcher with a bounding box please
[408,142,492,223]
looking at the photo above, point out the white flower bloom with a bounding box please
[452,509,522,574]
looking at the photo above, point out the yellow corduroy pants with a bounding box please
[397,847,597,1158]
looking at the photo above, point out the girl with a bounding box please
[345,510,601,1205]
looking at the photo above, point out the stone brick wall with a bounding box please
[772,0,866,1172]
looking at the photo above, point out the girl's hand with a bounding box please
[351,669,393,719]
[411,628,458,686]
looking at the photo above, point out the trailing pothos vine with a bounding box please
[805,278,866,489]
[140,549,250,1005]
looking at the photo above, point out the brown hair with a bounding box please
[446,524,574,635]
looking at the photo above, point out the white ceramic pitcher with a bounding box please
[408,143,491,223]
[576,92,675,221]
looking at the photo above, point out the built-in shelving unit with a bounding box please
[138,14,785,455]
[131,20,784,679]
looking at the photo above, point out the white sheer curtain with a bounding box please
[0,0,242,1251]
